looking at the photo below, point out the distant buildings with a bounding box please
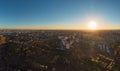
[58,35,75,50]
[57,31,120,57]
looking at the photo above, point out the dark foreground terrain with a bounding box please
[0,30,120,71]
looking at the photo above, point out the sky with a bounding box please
[0,0,120,30]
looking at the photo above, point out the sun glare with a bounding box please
[88,21,97,30]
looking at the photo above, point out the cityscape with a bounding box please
[0,0,120,71]
[0,30,120,71]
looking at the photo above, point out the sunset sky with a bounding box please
[0,0,120,30]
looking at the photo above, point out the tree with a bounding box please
[0,35,6,45]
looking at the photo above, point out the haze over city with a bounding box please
[0,0,120,30]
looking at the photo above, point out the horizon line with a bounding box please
[0,28,120,31]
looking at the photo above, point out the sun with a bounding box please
[88,21,97,30]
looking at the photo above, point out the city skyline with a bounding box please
[0,0,120,30]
